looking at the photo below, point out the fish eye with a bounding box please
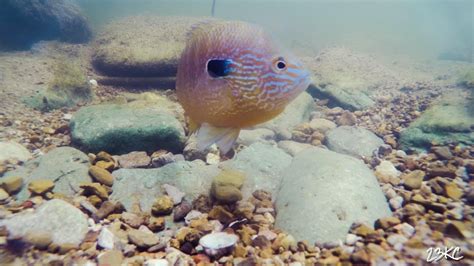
[273,58,287,71]
[207,59,232,78]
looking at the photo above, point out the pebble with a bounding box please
[151,150,175,167]
[389,196,404,210]
[308,118,336,133]
[0,176,23,194]
[80,183,109,200]
[173,200,192,222]
[24,231,53,250]
[431,146,453,160]
[444,182,463,200]
[0,188,9,201]
[28,179,55,195]
[162,184,185,205]
[206,153,220,165]
[402,170,425,190]
[117,151,151,168]
[345,233,359,245]
[89,166,114,186]
[97,228,115,250]
[394,223,415,238]
[144,259,169,266]
[121,212,144,228]
[375,160,400,183]
[208,206,234,224]
[375,216,401,230]
[151,195,174,216]
[148,217,165,232]
[98,250,124,266]
[336,111,357,126]
[128,229,160,248]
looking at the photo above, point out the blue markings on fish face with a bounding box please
[207,59,233,78]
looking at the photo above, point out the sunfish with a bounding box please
[176,21,310,154]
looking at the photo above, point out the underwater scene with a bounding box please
[0,0,473,265]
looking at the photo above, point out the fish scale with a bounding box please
[176,20,310,153]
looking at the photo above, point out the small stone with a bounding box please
[351,249,370,263]
[233,244,248,257]
[95,160,115,171]
[98,250,124,266]
[444,221,470,239]
[148,217,165,232]
[0,176,23,194]
[389,196,404,210]
[173,200,192,222]
[24,231,53,250]
[319,256,340,265]
[402,170,425,190]
[354,224,375,237]
[93,201,118,220]
[258,229,277,241]
[144,259,169,266]
[345,233,359,245]
[252,235,271,249]
[0,188,9,201]
[208,206,234,224]
[80,183,109,200]
[336,111,357,126]
[121,212,144,228]
[394,223,415,238]
[128,229,160,248]
[309,118,336,134]
[117,151,151,168]
[387,234,408,249]
[162,184,185,205]
[212,169,245,188]
[374,217,401,230]
[366,243,385,258]
[252,190,272,201]
[375,160,400,183]
[28,179,55,195]
[151,150,175,168]
[89,166,114,186]
[444,182,463,200]
[206,153,220,165]
[427,166,456,178]
[97,228,115,250]
[151,196,174,216]
[235,201,255,219]
[212,185,242,204]
[431,146,453,160]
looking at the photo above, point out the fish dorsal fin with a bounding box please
[196,123,240,154]
[186,19,218,40]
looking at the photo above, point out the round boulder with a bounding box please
[324,126,384,158]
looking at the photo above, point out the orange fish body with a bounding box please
[176,21,310,153]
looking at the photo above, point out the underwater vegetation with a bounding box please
[457,68,474,89]
[24,58,92,111]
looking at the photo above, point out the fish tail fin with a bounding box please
[196,123,240,154]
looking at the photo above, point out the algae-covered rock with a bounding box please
[92,16,212,77]
[24,58,92,111]
[70,103,185,154]
[399,90,474,150]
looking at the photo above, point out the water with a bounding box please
[0,0,473,265]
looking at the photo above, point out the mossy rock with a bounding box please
[24,58,92,111]
[70,103,185,154]
[400,91,474,150]
[92,16,213,77]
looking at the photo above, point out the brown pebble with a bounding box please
[208,206,234,224]
[98,250,124,265]
[374,216,401,230]
[148,217,165,232]
[402,170,425,190]
[89,166,114,186]
[93,201,118,221]
[173,200,192,221]
[28,179,55,195]
[0,176,23,194]
[252,190,272,201]
[151,195,174,216]
[121,212,144,228]
[24,231,52,250]
[80,183,109,200]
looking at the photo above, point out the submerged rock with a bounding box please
[275,147,391,243]
[92,16,211,77]
[0,0,92,50]
[221,142,292,201]
[1,147,91,201]
[399,91,474,150]
[258,92,314,139]
[325,126,384,158]
[0,199,88,246]
[0,141,32,163]
[70,103,185,154]
[111,161,220,212]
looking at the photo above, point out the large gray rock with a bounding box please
[399,91,474,150]
[275,148,391,243]
[325,126,384,158]
[0,199,89,246]
[258,92,314,138]
[70,103,185,154]
[111,161,220,212]
[2,147,91,201]
[221,142,292,200]
[0,141,32,163]
[237,128,275,146]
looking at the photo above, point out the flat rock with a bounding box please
[277,140,313,156]
[399,91,474,150]
[237,128,275,146]
[70,103,185,154]
[92,16,210,77]
[0,199,88,246]
[0,141,32,163]
[2,147,91,201]
[111,161,220,212]
[258,92,314,138]
[221,142,292,201]
[325,126,384,158]
[275,147,391,243]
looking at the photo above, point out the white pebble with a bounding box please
[184,210,204,224]
[387,234,408,247]
[144,259,169,266]
[345,233,359,245]
[97,228,115,250]
[162,184,185,205]
[206,153,220,165]
[89,79,98,87]
[395,223,415,238]
[389,196,404,210]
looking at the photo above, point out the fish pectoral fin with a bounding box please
[196,123,240,154]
